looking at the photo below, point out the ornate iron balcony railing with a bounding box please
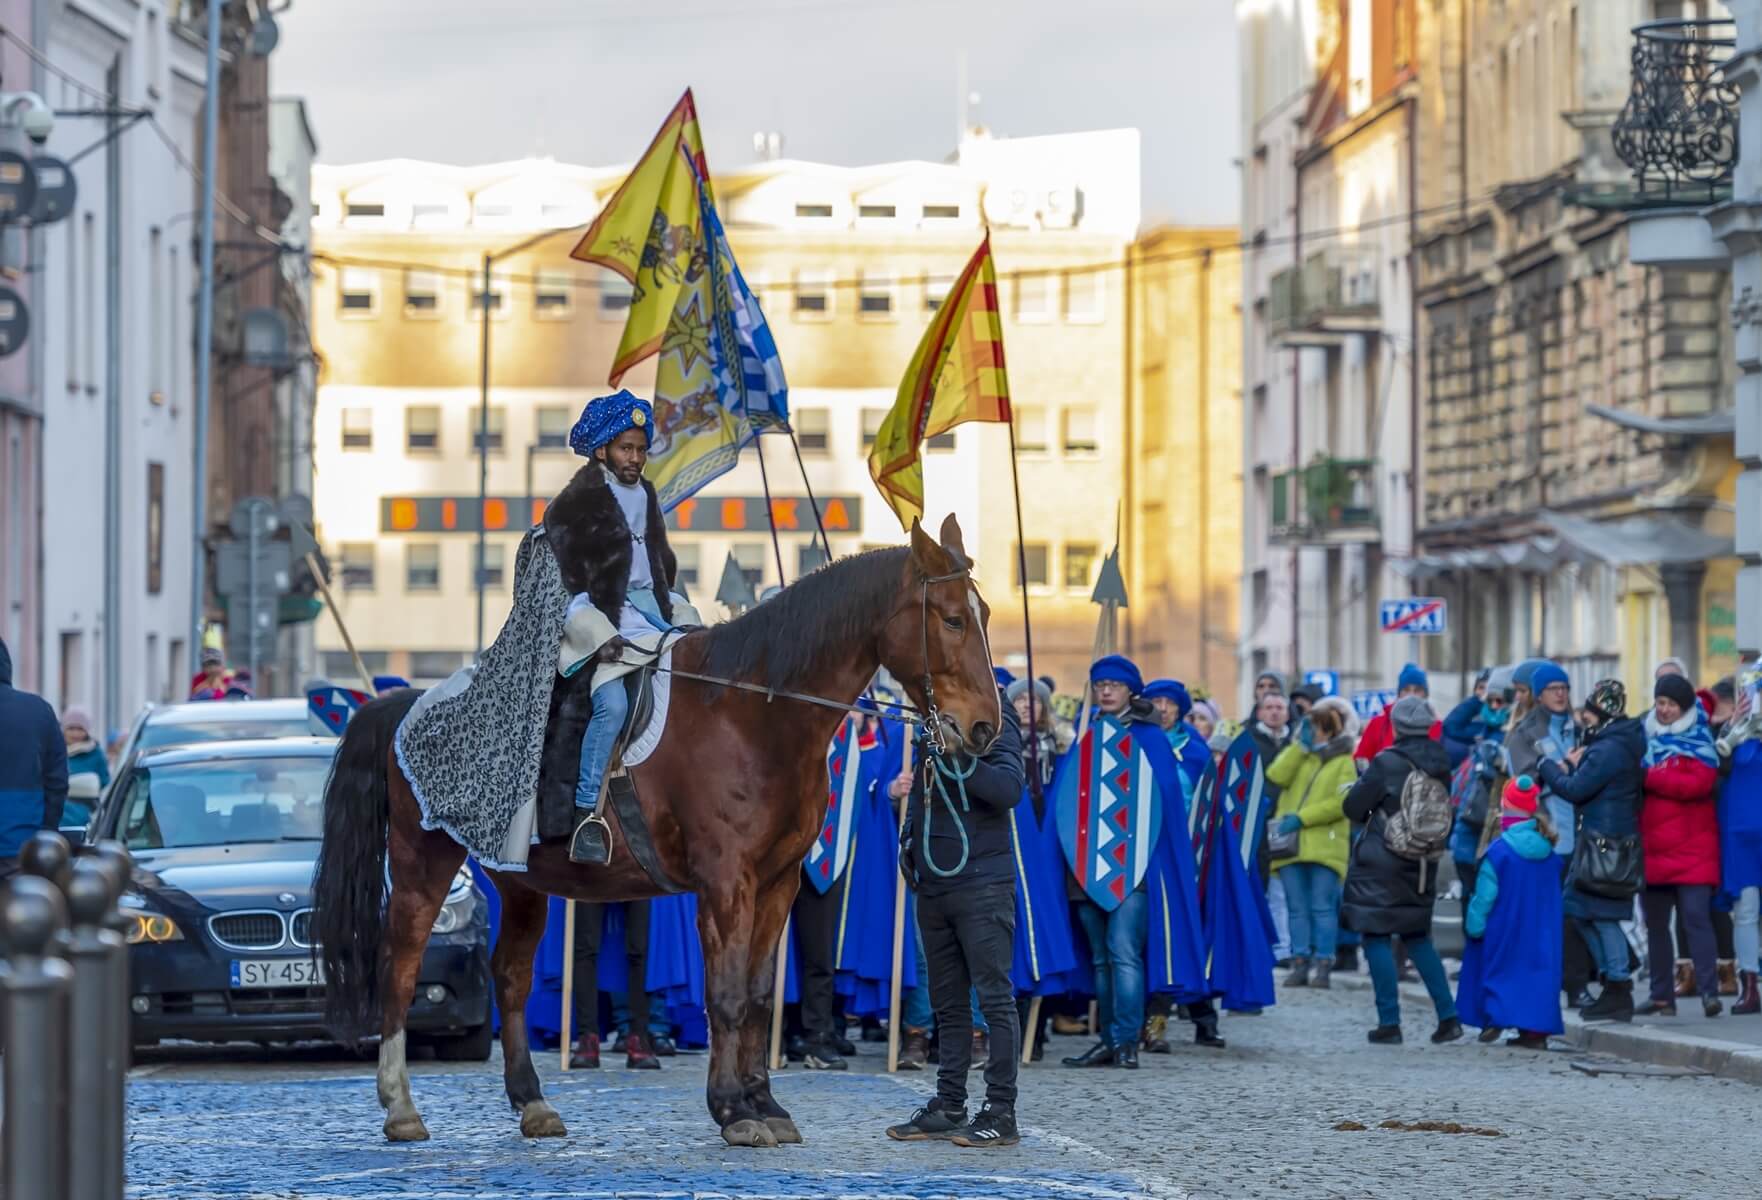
[1612,18,1739,204]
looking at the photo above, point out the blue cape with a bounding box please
[1010,784,1082,995]
[1456,835,1564,1034]
[1720,740,1762,894]
[1124,718,1208,1001]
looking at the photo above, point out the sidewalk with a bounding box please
[1323,965,1762,1086]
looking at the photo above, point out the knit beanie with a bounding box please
[1585,678,1627,720]
[1397,662,1429,694]
[1502,774,1541,816]
[1655,673,1697,714]
[1391,694,1435,738]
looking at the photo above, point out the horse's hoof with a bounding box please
[384,1115,430,1142]
[721,1118,779,1149]
[520,1103,568,1139]
[763,1116,803,1144]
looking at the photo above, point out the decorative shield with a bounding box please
[307,683,371,735]
[805,718,864,893]
[1219,730,1268,870]
[1188,759,1222,894]
[1056,715,1164,912]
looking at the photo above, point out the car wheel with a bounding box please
[430,1020,493,1062]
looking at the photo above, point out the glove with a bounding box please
[1277,814,1303,836]
[595,635,634,664]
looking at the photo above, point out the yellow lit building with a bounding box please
[308,133,1239,697]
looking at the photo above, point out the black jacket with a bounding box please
[1339,735,1450,938]
[900,694,1024,896]
[1540,715,1647,920]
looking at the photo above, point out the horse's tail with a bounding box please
[312,688,420,1044]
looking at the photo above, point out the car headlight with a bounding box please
[431,868,477,934]
[126,912,184,945]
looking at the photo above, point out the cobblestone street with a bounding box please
[126,978,1759,1200]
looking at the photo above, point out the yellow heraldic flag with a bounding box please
[570,89,710,385]
[868,234,1012,530]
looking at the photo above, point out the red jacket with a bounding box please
[1354,709,1442,765]
[1641,756,1722,885]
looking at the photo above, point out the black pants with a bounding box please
[791,868,847,1041]
[1644,884,1719,1001]
[1557,860,1594,994]
[1679,901,1736,960]
[1456,858,1480,923]
[918,881,1019,1113]
[571,900,650,1037]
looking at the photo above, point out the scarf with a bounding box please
[66,738,98,756]
[1644,707,1719,769]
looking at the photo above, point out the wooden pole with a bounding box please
[559,898,576,1071]
[1020,995,1041,1066]
[885,727,912,1072]
[303,550,376,695]
[768,915,791,1070]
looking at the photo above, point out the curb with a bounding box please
[1312,966,1762,1086]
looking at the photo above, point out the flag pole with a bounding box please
[753,435,789,587]
[785,428,833,563]
[559,898,576,1071]
[886,725,912,1073]
[1006,420,1041,799]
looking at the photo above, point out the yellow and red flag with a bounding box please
[570,90,710,386]
[868,235,1012,530]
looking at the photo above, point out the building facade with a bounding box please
[308,134,1241,696]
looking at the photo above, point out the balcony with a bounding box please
[1267,245,1379,347]
[1611,19,1738,207]
[1269,457,1380,544]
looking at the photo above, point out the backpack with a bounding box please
[1383,750,1454,889]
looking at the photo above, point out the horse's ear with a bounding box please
[937,514,969,565]
[909,518,951,577]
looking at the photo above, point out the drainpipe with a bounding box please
[1198,247,1212,684]
[1291,156,1302,680]
[103,56,122,736]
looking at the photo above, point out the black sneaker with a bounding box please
[1367,1025,1403,1044]
[886,1102,966,1141]
[951,1104,1019,1149]
[1430,1018,1464,1045]
[804,1037,848,1070]
[784,1033,809,1063]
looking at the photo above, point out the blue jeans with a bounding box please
[1575,918,1631,982]
[903,917,987,1032]
[1278,862,1341,959]
[1076,890,1149,1048]
[575,676,629,810]
[1363,934,1457,1027]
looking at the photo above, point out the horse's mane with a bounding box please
[697,546,911,691]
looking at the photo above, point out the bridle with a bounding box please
[892,563,973,758]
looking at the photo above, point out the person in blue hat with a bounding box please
[559,389,682,865]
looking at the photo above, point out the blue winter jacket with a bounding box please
[1442,697,1485,769]
[1464,820,1554,938]
[0,639,69,858]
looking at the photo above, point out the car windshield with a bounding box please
[118,756,332,849]
[137,716,315,750]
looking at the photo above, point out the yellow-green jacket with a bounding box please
[1266,736,1358,878]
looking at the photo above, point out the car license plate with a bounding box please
[230,958,324,989]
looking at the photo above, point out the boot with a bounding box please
[1507,1031,1550,1050]
[1674,959,1696,998]
[1193,1012,1227,1049]
[1367,1024,1403,1044]
[1635,997,1677,1017]
[897,1026,930,1070]
[1309,960,1332,990]
[1718,959,1740,996]
[1142,1014,1171,1054]
[1430,1017,1464,1044]
[1733,970,1760,1015]
[1581,978,1634,1024]
[1703,995,1723,1018]
[624,1031,661,1070]
[1334,945,1359,973]
[1114,1042,1140,1069]
[568,807,612,866]
[1061,1040,1115,1068]
[1283,957,1311,988]
[568,1032,601,1070]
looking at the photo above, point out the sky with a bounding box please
[271,0,1241,227]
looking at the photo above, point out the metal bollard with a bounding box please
[20,828,74,892]
[2,874,74,1200]
[65,859,128,1200]
[89,839,135,1200]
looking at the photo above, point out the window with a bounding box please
[64,210,79,388]
[83,213,96,387]
[148,228,164,401]
[536,405,571,450]
[732,542,767,590]
[322,650,388,678]
[146,463,164,594]
[1014,406,1048,453]
[798,542,829,576]
[673,543,700,592]
[858,203,896,219]
[340,544,375,590]
[405,544,441,591]
[861,407,887,449]
[923,203,961,220]
[474,203,514,221]
[167,245,180,405]
[339,267,378,315]
[795,408,830,454]
[542,202,587,225]
[859,273,895,318]
[470,407,506,454]
[1062,407,1098,454]
[411,202,450,227]
[794,202,834,219]
[927,429,956,451]
[403,269,440,316]
[793,270,832,318]
[406,406,441,453]
[345,202,385,218]
[598,276,634,319]
[1064,270,1103,322]
[1064,542,1098,592]
[534,269,573,317]
[1014,272,1052,321]
[474,542,506,589]
[341,407,373,450]
[1012,543,1050,589]
[409,651,465,680]
[924,275,954,313]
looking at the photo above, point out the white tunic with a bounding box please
[567,477,659,639]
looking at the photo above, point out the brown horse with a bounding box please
[311,516,1000,1148]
